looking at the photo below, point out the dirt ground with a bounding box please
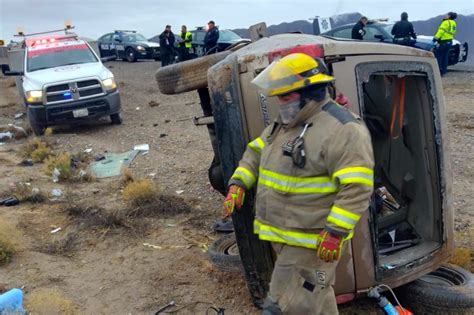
[0,60,472,314]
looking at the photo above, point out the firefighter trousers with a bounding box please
[262,243,340,315]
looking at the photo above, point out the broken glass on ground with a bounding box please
[90,150,139,178]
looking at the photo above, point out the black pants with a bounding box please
[178,46,190,62]
[161,52,171,67]
[435,41,452,76]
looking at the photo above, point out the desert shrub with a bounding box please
[44,127,54,136]
[10,181,47,203]
[19,138,52,162]
[449,247,473,272]
[25,288,77,315]
[122,179,157,206]
[44,152,73,180]
[0,219,22,265]
[37,233,77,256]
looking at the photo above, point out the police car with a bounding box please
[2,31,122,135]
[97,30,160,62]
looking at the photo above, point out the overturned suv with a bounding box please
[156,35,474,313]
[2,33,122,135]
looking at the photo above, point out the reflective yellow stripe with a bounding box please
[327,205,361,230]
[254,219,321,249]
[231,167,256,189]
[258,167,337,194]
[332,166,374,187]
[248,137,265,154]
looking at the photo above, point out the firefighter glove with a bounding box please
[223,185,246,216]
[317,230,344,263]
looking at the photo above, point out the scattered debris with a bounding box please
[143,243,189,250]
[18,159,34,167]
[0,288,24,313]
[84,148,93,153]
[133,144,149,152]
[155,300,176,314]
[0,132,13,142]
[159,133,168,138]
[1,197,19,207]
[164,119,171,123]
[153,123,159,127]
[176,190,184,195]
[14,112,25,120]
[50,189,63,200]
[50,227,62,234]
[136,107,140,111]
[95,154,106,161]
[90,150,139,178]
[148,173,156,178]
[148,100,160,108]
[52,168,61,183]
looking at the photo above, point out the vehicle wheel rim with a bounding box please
[127,50,134,61]
[225,241,239,256]
[419,266,467,286]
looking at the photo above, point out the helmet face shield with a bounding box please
[251,53,335,96]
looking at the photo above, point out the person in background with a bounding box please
[178,25,192,62]
[159,25,175,67]
[204,20,219,54]
[351,16,368,40]
[391,12,417,46]
[433,12,457,76]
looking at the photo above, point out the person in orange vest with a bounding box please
[433,12,457,76]
[177,25,192,62]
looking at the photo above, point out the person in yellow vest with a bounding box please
[224,53,374,314]
[178,25,192,62]
[433,12,457,76]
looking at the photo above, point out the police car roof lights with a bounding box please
[14,25,76,38]
[25,34,79,47]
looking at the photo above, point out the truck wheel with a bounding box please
[208,233,242,273]
[110,113,122,125]
[28,112,45,136]
[155,51,231,95]
[398,264,474,314]
[126,48,136,62]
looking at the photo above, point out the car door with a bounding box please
[98,34,112,57]
[330,27,352,39]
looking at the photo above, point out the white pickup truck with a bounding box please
[2,33,122,135]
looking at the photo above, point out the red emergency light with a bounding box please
[25,34,78,47]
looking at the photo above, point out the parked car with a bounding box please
[97,30,160,62]
[321,21,468,66]
[189,27,250,58]
[2,32,122,135]
[156,33,474,313]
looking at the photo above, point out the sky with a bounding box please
[0,0,473,41]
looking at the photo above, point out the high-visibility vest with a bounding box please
[434,19,456,41]
[179,31,192,48]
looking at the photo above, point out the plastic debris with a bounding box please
[14,112,25,119]
[0,132,13,141]
[52,168,60,183]
[90,150,139,178]
[143,243,189,250]
[18,159,34,166]
[1,197,19,207]
[0,288,24,313]
[50,188,63,199]
[84,148,93,153]
[133,144,149,152]
[50,227,62,234]
[176,190,184,194]
[135,107,140,111]
[159,133,168,138]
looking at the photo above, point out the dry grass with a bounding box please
[64,204,127,229]
[44,127,54,136]
[449,247,473,273]
[44,152,73,180]
[126,194,192,218]
[10,181,47,203]
[25,288,77,315]
[122,179,157,206]
[121,167,135,185]
[0,219,22,265]
[37,233,78,256]
[19,138,52,163]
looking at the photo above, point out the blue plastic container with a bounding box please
[0,288,24,313]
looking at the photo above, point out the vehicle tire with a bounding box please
[125,48,136,62]
[110,113,122,125]
[27,111,45,136]
[155,50,231,95]
[397,264,474,314]
[208,233,242,273]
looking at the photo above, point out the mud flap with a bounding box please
[208,55,274,307]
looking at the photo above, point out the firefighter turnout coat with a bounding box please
[229,98,374,248]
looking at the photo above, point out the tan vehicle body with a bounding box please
[206,34,453,304]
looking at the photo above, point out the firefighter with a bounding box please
[224,53,374,314]
[351,16,368,40]
[178,25,192,62]
[433,12,457,76]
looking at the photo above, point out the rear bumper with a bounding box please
[28,90,121,125]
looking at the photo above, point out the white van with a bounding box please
[2,33,122,135]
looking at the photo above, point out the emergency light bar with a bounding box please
[25,34,79,47]
[14,26,76,38]
[114,30,136,33]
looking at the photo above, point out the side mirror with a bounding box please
[374,34,385,40]
[1,64,23,76]
[101,56,116,63]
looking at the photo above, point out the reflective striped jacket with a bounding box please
[434,19,457,42]
[229,98,374,249]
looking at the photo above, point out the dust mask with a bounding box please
[279,100,301,124]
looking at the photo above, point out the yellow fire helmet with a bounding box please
[252,53,335,96]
